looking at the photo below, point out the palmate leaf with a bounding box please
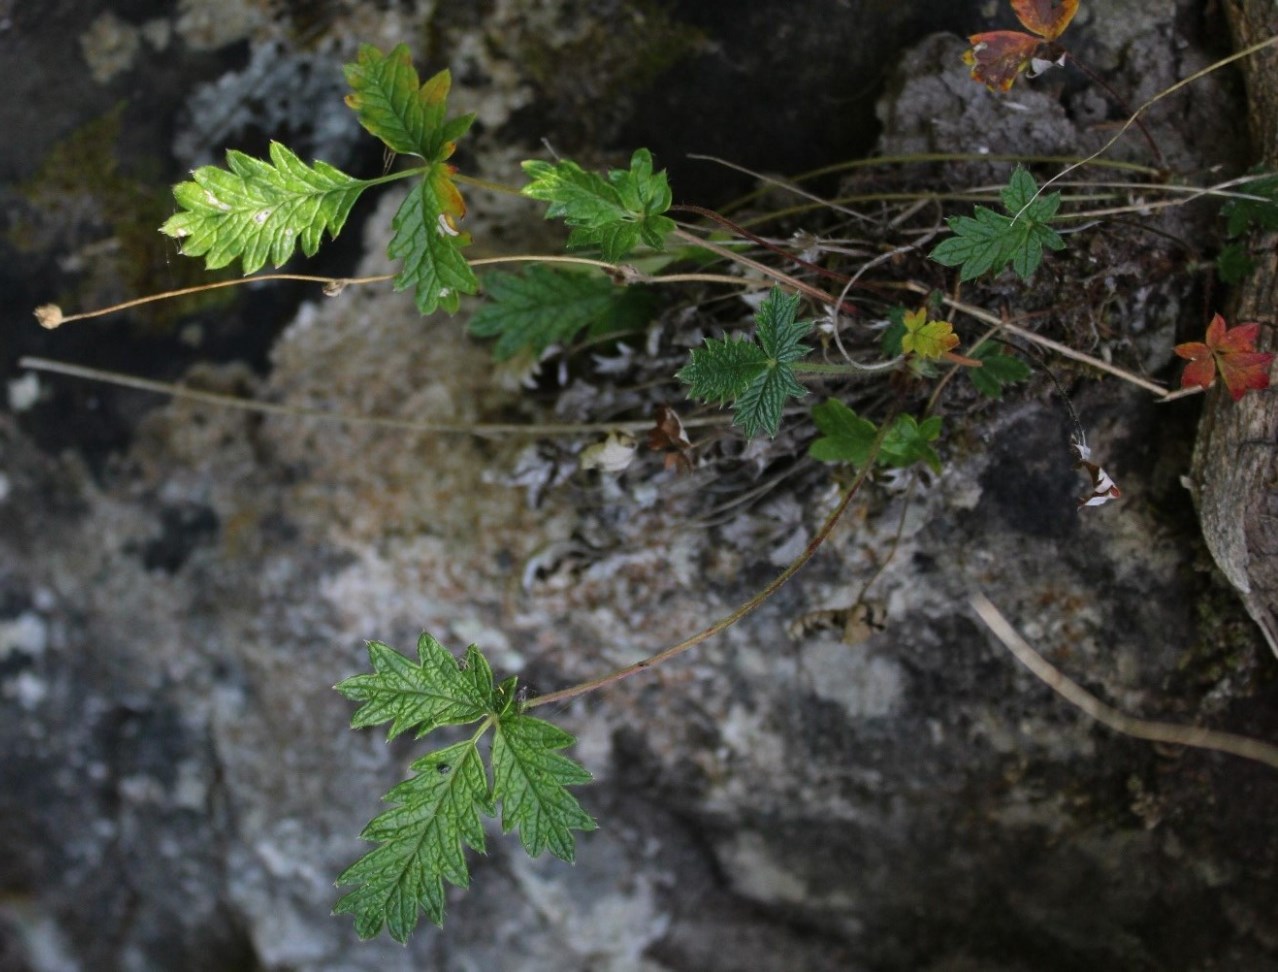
[343,44,475,160]
[809,401,943,473]
[929,166,1064,281]
[468,265,655,360]
[335,634,595,942]
[900,308,958,360]
[160,141,367,274]
[678,288,812,438]
[522,149,675,262]
[967,342,1031,398]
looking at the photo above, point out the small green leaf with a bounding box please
[1221,172,1278,238]
[468,266,655,360]
[881,414,943,472]
[492,713,597,862]
[160,141,367,275]
[343,44,475,161]
[521,149,676,262]
[677,288,812,437]
[809,399,877,465]
[334,741,491,941]
[335,634,494,740]
[929,166,1063,281]
[1216,242,1255,284]
[678,335,771,403]
[880,306,907,358]
[967,343,1031,398]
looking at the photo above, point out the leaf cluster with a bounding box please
[468,265,655,360]
[809,400,943,473]
[677,288,813,438]
[929,166,1064,281]
[334,634,595,943]
[161,44,478,313]
[1216,171,1278,284]
[522,149,676,262]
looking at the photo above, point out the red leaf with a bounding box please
[1174,313,1274,402]
[647,404,693,473]
[1010,0,1079,40]
[964,31,1041,92]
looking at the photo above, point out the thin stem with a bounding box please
[894,282,1169,397]
[18,357,731,438]
[672,228,854,315]
[672,203,858,293]
[1027,35,1278,211]
[792,358,901,377]
[452,172,526,197]
[1063,49,1166,168]
[34,272,395,328]
[970,592,1278,772]
[525,430,886,710]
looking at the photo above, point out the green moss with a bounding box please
[10,103,235,331]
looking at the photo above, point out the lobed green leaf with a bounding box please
[521,149,675,262]
[492,714,597,862]
[468,265,655,360]
[929,166,1062,281]
[335,634,494,740]
[343,44,475,161]
[387,168,479,314]
[334,741,492,941]
[808,399,877,465]
[160,141,366,275]
[967,342,1031,399]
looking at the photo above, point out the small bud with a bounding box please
[323,279,348,297]
[34,304,64,330]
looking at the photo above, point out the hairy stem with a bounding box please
[525,431,886,710]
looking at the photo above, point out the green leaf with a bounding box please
[387,168,478,314]
[336,634,596,941]
[343,44,475,161]
[929,166,1063,281]
[880,306,907,358]
[677,288,812,437]
[521,149,676,262]
[1216,241,1256,285]
[808,399,877,465]
[335,634,494,740]
[492,714,597,861]
[342,44,478,313]
[160,141,367,275]
[1221,172,1278,238]
[468,265,655,360]
[334,740,492,941]
[881,414,943,473]
[967,342,1031,398]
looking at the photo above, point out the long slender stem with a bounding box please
[971,592,1278,772]
[18,357,731,438]
[894,281,1169,397]
[526,431,886,710]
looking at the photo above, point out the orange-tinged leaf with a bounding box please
[964,31,1040,92]
[1173,312,1274,401]
[1010,0,1079,40]
[901,308,960,360]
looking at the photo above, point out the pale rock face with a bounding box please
[3,2,1277,970]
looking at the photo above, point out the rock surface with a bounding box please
[2,2,1277,971]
